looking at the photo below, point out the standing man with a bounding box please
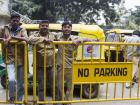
[56,21,80,105]
[56,21,96,105]
[28,20,58,105]
[0,13,28,105]
[124,30,140,88]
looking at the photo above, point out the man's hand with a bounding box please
[44,38,52,44]
[72,40,81,46]
[3,38,11,47]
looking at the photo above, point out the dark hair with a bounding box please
[39,20,49,24]
[11,13,20,19]
[133,30,140,37]
[62,21,72,27]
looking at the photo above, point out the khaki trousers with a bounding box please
[57,65,72,103]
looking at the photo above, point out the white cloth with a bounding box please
[7,64,15,81]
[132,57,140,78]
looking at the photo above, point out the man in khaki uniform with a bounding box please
[0,13,28,105]
[56,21,95,105]
[56,22,77,105]
[28,20,58,105]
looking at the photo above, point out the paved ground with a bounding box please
[0,82,140,105]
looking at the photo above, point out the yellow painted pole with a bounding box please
[89,84,92,99]
[24,43,28,104]
[80,84,82,100]
[72,47,74,100]
[137,44,140,98]
[82,44,84,62]
[91,45,93,62]
[114,82,116,99]
[15,44,18,102]
[6,48,8,102]
[122,82,124,99]
[62,45,65,101]
[53,45,56,101]
[33,45,37,104]
[137,55,140,98]
[97,83,100,100]
[130,45,135,98]
[43,45,46,101]
[108,45,110,62]
[106,83,108,99]
[100,45,102,63]
[124,45,127,62]
[116,45,119,62]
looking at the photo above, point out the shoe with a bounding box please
[133,77,138,83]
[28,73,32,78]
[8,97,15,103]
[125,82,135,88]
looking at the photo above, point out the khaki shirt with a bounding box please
[57,35,79,68]
[28,32,58,67]
[0,24,28,65]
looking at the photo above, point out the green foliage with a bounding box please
[0,0,3,3]
[124,7,140,30]
[131,6,140,25]
[11,0,122,24]
[11,0,40,18]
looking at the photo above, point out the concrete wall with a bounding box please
[0,0,10,25]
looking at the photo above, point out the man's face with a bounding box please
[39,23,49,35]
[10,17,20,28]
[62,24,72,36]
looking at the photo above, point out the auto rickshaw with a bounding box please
[105,28,134,62]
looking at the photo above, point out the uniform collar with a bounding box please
[38,32,50,38]
[5,24,22,32]
[4,24,12,30]
[61,34,72,41]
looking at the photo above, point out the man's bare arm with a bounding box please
[11,36,28,42]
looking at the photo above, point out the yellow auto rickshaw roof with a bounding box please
[107,29,134,34]
[79,25,104,39]
[21,24,81,31]
[21,24,104,39]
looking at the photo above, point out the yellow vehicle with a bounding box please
[76,25,105,61]
[21,23,105,98]
[105,28,134,62]
[106,28,133,40]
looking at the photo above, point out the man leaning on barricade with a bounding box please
[56,21,98,105]
[123,30,140,88]
[28,20,59,105]
[0,13,28,105]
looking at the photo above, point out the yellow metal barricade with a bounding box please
[0,41,140,104]
[31,41,140,105]
[0,40,28,104]
[71,42,140,103]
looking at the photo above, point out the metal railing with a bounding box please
[0,41,139,104]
